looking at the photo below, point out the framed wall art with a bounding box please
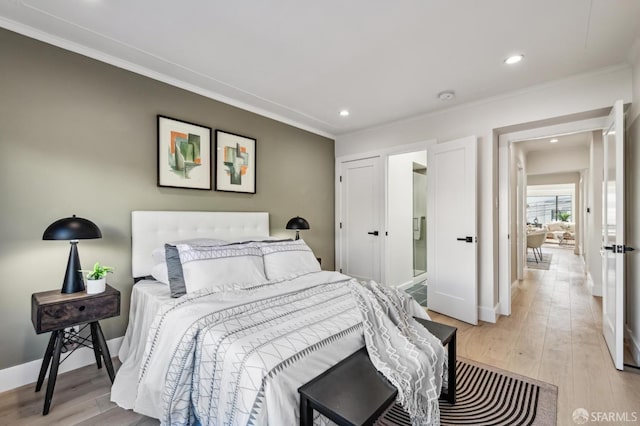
[157,115,212,190]
[215,130,256,194]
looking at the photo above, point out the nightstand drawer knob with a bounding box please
[78,306,86,312]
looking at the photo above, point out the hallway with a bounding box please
[430,245,640,425]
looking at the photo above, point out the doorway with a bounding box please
[525,184,576,271]
[413,164,427,278]
[386,150,427,288]
[498,114,608,316]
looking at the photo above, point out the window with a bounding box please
[527,195,572,225]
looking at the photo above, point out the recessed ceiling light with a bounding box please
[549,138,559,143]
[437,91,455,101]
[339,110,350,117]
[504,54,524,65]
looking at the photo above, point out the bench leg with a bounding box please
[447,332,456,404]
[300,395,312,426]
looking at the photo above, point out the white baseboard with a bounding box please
[586,272,602,296]
[0,336,123,394]
[625,325,640,367]
[479,303,499,323]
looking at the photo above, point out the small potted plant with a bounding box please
[81,262,114,294]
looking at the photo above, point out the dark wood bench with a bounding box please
[298,318,457,426]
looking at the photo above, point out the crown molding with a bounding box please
[0,16,335,140]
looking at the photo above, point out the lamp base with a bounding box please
[62,242,85,294]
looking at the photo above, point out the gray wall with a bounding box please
[0,28,335,370]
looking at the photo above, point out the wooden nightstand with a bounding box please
[31,284,120,415]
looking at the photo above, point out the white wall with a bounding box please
[526,147,589,176]
[387,151,427,287]
[336,65,632,320]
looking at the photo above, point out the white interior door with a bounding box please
[602,99,625,370]
[427,136,478,324]
[339,157,382,281]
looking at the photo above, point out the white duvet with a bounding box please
[111,271,429,425]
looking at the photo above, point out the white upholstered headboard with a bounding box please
[131,211,269,278]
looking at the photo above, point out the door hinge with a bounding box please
[339,176,342,182]
[339,222,342,229]
[339,268,343,273]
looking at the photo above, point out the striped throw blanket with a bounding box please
[349,280,445,426]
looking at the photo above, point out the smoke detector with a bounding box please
[437,91,455,101]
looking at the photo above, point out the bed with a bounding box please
[111,211,443,425]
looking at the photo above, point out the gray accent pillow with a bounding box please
[165,244,187,297]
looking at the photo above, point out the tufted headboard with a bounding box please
[131,211,270,279]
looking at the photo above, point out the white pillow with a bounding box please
[546,222,564,232]
[165,243,267,297]
[260,239,321,280]
[151,262,170,285]
[151,238,229,265]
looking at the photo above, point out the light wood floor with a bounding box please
[430,244,640,426]
[1,245,639,425]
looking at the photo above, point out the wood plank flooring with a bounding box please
[430,244,640,426]
[1,244,638,425]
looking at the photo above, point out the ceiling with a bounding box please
[1,0,639,137]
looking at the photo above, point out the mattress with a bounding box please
[112,280,173,409]
[111,272,367,423]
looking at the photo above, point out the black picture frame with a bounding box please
[157,115,212,190]
[215,130,257,194]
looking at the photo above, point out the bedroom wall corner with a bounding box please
[0,27,335,372]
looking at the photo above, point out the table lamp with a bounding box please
[43,215,102,294]
[286,216,310,240]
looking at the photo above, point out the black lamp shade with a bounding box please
[286,216,310,240]
[43,215,102,294]
[43,215,102,240]
[286,216,310,230]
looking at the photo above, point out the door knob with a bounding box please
[456,236,473,243]
[368,231,379,236]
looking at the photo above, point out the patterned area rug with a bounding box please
[526,253,552,270]
[376,358,557,426]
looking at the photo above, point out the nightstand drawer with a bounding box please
[32,285,120,334]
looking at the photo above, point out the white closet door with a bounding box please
[339,157,382,282]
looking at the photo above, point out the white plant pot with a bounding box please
[86,277,106,294]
